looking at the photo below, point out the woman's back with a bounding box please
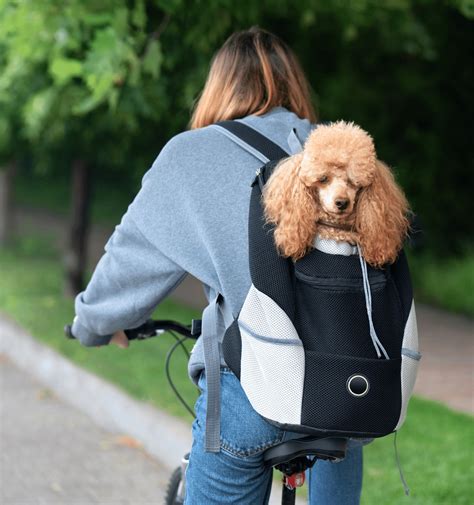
[72,107,313,358]
[130,106,312,309]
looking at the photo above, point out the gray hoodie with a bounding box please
[72,106,314,382]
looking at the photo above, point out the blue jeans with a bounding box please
[184,367,363,504]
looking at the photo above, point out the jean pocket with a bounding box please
[198,368,284,458]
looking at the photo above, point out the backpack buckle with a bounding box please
[191,319,202,336]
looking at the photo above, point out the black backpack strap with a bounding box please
[214,120,290,162]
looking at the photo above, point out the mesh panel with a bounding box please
[239,284,300,341]
[248,179,295,319]
[301,352,401,434]
[394,300,419,430]
[390,250,413,323]
[395,353,420,430]
[221,319,242,379]
[312,236,358,256]
[296,246,399,282]
[402,301,418,350]
[237,283,305,424]
[240,325,305,424]
[293,251,404,358]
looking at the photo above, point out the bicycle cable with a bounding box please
[165,330,197,418]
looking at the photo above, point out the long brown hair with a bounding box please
[189,26,317,129]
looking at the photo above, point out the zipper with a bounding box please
[294,269,387,290]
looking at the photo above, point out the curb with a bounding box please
[0,311,192,472]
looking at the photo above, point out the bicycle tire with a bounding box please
[165,466,183,505]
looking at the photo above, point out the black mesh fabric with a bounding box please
[390,250,413,325]
[248,161,296,320]
[221,319,242,380]
[294,249,404,359]
[301,351,402,434]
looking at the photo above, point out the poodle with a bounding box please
[262,121,410,268]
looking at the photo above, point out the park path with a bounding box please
[16,206,474,414]
[0,354,169,505]
[0,352,301,505]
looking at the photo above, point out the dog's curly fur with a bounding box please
[262,121,410,268]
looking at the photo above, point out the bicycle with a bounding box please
[64,319,348,505]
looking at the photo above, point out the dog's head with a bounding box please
[262,121,410,267]
[299,121,376,219]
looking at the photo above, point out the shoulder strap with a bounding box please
[213,120,290,163]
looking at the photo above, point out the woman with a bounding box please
[72,26,364,504]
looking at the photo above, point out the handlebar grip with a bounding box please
[64,318,192,342]
[63,321,150,341]
[124,319,156,340]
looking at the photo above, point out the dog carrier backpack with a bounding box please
[199,120,421,454]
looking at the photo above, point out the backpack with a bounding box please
[199,119,421,455]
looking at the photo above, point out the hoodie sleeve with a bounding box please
[71,209,187,346]
[72,140,187,347]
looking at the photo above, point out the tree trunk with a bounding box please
[64,159,91,298]
[0,160,17,247]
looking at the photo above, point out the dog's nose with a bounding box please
[335,198,349,211]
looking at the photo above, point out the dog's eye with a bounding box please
[319,175,329,184]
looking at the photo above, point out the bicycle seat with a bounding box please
[263,436,347,467]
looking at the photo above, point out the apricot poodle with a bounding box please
[262,121,410,268]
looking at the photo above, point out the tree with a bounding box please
[1,0,170,295]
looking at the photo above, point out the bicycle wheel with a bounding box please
[165,466,183,505]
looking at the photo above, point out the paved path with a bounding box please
[15,206,474,414]
[415,304,473,414]
[0,355,169,505]
[0,341,300,505]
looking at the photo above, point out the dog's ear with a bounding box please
[262,153,320,260]
[355,159,410,267]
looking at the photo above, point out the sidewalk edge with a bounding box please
[0,311,192,472]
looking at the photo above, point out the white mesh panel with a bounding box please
[395,300,420,430]
[402,301,418,351]
[239,284,300,341]
[238,285,304,424]
[313,236,358,256]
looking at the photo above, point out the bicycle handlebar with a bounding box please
[64,318,199,341]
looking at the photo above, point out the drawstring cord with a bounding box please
[357,244,390,360]
[394,432,410,496]
[357,246,410,495]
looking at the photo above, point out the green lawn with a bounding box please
[409,250,474,318]
[1,234,473,504]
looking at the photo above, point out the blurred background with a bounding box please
[0,1,472,504]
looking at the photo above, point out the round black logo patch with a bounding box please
[346,374,369,397]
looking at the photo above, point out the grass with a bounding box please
[408,250,474,318]
[361,398,474,504]
[1,234,473,504]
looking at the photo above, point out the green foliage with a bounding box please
[1,0,472,249]
[0,0,168,171]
